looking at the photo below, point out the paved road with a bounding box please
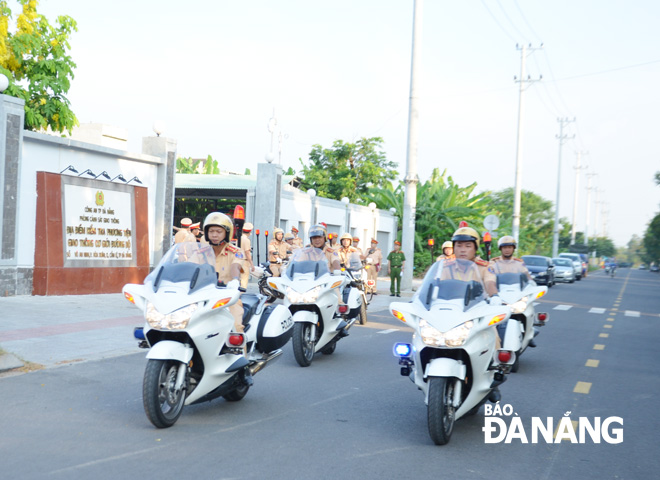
[0,268,658,479]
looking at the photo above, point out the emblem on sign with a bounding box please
[95,191,105,206]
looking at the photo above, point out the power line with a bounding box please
[480,0,518,43]
[495,0,530,43]
[513,0,543,43]
[549,59,660,83]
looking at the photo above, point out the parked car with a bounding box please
[552,257,576,283]
[521,255,555,287]
[578,253,589,277]
[651,265,660,273]
[638,264,647,270]
[558,253,583,280]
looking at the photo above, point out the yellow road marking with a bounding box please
[599,333,609,338]
[607,318,615,322]
[594,344,605,350]
[610,308,618,311]
[586,359,599,367]
[574,382,592,394]
[604,324,612,329]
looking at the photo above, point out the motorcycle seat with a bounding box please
[241,294,261,325]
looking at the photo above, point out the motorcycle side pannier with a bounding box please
[256,304,293,353]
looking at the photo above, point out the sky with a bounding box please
[31,0,660,248]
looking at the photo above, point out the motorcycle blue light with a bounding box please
[393,342,412,357]
[133,327,145,340]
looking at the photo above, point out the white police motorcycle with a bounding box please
[123,242,293,428]
[492,268,549,372]
[268,248,364,367]
[392,259,514,445]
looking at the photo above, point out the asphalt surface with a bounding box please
[1,268,659,480]
[0,275,410,374]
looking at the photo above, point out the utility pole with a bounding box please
[571,151,587,244]
[512,44,542,245]
[401,0,423,292]
[552,117,575,258]
[584,172,597,245]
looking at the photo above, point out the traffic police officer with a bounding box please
[387,240,405,296]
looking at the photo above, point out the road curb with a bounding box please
[0,352,24,373]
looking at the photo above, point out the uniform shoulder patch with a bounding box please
[490,256,501,262]
[475,258,489,266]
[513,257,524,262]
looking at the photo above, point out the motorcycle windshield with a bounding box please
[285,247,329,280]
[145,242,218,293]
[415,259,486,311]
[346,252,363,271]
[496,272,528,290]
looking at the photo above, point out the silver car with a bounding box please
[552,257,575,283]
[558,252,583,280]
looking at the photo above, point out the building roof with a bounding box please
[175,173,298,190]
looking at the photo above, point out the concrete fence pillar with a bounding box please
[253,162,282,264]
[142,136,177,265]
[0,94,26,295]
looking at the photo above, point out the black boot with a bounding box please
[240,368,254,387]
[488,387,501,403]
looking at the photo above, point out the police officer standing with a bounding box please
[174,218,195,243]
[387,240,405,296]
[239,222,255,289]
[366,239,382,294]
[291,227,304,248]
[268,228,288,277]
[435,240,454,261]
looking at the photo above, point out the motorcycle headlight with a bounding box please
[146,302,198,330]
[420,319,474,347]
[286,285,321,304]
[509,297,528,314]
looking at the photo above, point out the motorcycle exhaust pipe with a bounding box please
[249,349,283,375]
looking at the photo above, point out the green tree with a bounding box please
[298,137,398,202]
[589,236,616,258]
[176,155,219,174]
[367,169,490,274]
[618,234,644,265]
[642,213,660,264]
[488,188,570,256]
[0,0,78,133]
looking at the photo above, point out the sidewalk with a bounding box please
[0,275,421,374]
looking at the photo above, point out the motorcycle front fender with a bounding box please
[502,318,524,351]
[146,340,194,364]
[424,357,466,381]
[292,310,317,324]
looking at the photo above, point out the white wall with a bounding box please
[279,185,398,255]
[19,132,166,268]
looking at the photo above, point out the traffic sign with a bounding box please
[483,215,500,231]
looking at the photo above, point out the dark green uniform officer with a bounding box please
[387,240,406,296]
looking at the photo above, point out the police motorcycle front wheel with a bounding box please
[292,322,316,367]
[143,359,188,429]
[427,377,457,445]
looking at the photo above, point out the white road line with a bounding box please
[589,308,606,314]
[554,305,572,311]
[377,329,400,334]
[625,311,640,317]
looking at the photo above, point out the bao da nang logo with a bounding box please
[482,403,623,444]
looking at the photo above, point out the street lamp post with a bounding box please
[401,0,423,292]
